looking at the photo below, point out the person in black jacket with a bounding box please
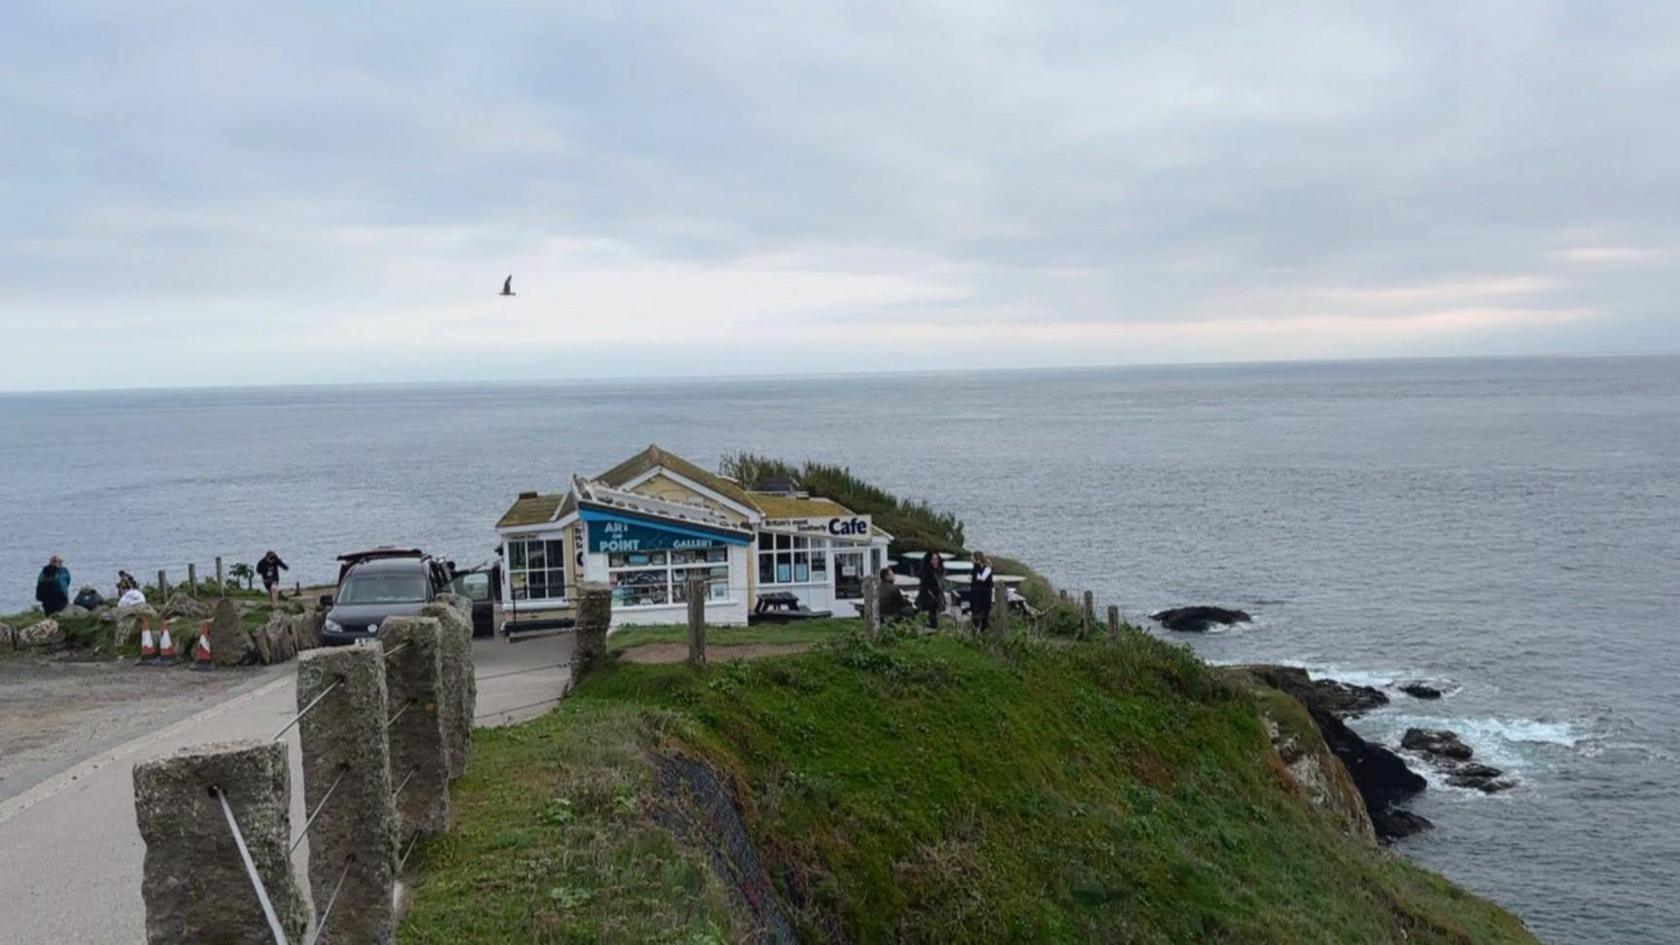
[256,550,289,604]
[969,552,995,635]
[35,557,69,616]
[876,567,910,619]
[917,552,946,630]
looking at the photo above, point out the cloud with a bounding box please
[1,1,1678,390]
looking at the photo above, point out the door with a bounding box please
[834,550,865,600]
[449,569,498,637]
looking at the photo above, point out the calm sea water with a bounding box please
[3,355,1675,944]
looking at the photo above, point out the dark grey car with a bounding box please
[322,554,442,646]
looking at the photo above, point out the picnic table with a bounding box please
[750,591,833,624]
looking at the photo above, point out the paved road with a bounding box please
[0,633,574,945]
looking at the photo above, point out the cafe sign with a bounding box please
[761,514,873,538]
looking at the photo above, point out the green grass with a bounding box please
[402,627,1538,944]
[608,618,863,653]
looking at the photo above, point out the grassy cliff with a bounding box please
[400,626,1537,945]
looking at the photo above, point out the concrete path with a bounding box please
[0,633,573,945]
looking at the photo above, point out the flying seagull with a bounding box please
[500,275,515,297]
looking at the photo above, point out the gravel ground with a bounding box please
[0,654,269,801]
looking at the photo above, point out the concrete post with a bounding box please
[686,577,706,666]
[991,580,1010,636]
[421,597,475,780]
[296,645,397,944]
[378,616,450,839]
[1082,591,1095,637]
[216,556,224,591]
[132,740,308,944]
[187,563,198,596]
[861,575,880,639]
[574,583,612,676]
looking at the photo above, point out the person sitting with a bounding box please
[876,567,911,618]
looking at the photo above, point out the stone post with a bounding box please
[686,577,706,666]
[861,575,880,639]
[574,583,612,676]
[187,563,198,596]
[378,617,450,839]
[1107,605,1121,641]
[297,645,396,944]
[208,596,253,666]
[1082,591,1095,637]
[132,740,308,944]
[991,580,1010,636]
[421,596,476,780]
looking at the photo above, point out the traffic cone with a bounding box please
[157,620,177,664]
[137,620,159,666]
[191,621,213,671]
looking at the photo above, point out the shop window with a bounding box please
[609,545,730,607]
[508,537,567,602]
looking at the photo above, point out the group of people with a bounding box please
[32,549,291,615]
[874,550,998,633]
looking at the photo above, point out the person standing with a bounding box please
[256,550,289,604]
[917,552,946,630]
[970,552,995,635]
[35,555,70,616]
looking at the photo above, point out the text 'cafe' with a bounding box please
[493,445,892,628]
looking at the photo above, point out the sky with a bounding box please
[2,2,1678,391]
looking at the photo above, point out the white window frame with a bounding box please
[757,533,830,586]
[506,534,568,603]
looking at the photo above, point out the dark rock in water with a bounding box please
[1370,807,1434,841]
[1444,762,1515,793]
[1149,605,1252,632]
[1402,728,1474,761]
[1311,707,1427,814]
[1399,682,1443,700]
[1242,665,1390,718]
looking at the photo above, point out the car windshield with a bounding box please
[337,572,427,605]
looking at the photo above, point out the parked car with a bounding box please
[321,549,452,646]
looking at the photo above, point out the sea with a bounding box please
[2,354,1675,944]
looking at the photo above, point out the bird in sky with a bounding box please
[500,275,515,297]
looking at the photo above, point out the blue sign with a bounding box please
[588,519,725,554]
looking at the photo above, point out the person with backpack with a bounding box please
[35,556,70,616]
[256,550,289,604]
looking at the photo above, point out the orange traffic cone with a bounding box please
[191,621,213,671]
[157,620,177,664]
[137,620,159,666]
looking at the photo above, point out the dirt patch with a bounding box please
[0,655,268,800]
[619,642,812,665]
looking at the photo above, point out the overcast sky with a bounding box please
[3,2,1677,391]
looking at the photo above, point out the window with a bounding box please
[508,537,567,602]
[610,544,731,607]
[757,533,828,585]
[338,572,428,605]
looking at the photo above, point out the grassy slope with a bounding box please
[608,618,862,653]
[403,628,1538,945]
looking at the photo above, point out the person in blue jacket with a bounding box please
[35,555,70,616]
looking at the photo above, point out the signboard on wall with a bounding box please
[588,519,726,554]
[761,515,873,538]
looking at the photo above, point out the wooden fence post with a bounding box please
[1107,605,1121,640]
[686,577,706,666]
[186,563,197,596]
[861,576,880,640]
[1082,591,1095,637]
[215,556,224,591]
[156,570,168,601]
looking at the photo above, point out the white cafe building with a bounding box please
[493,446,893,628]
